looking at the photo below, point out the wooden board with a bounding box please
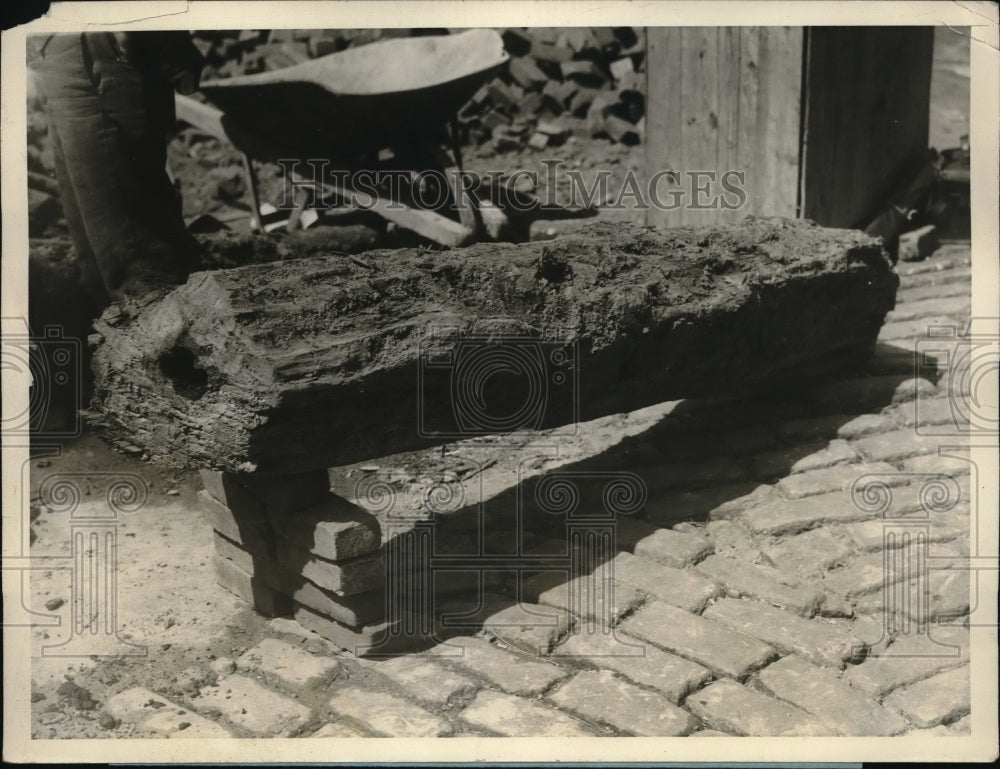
[645,27,804,227]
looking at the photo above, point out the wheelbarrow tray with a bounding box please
[199,29,509,160]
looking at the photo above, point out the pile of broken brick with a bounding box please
[460,27,646,152]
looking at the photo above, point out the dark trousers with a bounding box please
[31,33,198,308]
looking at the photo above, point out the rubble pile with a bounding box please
[459,27,646,152]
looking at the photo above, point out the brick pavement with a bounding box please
[98,242,976,737]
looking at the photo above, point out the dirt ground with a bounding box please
[21,26,970,740]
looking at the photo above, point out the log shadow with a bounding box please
[350,339,940,658]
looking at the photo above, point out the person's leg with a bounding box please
[32,33,198,306]
[83,32,200,295]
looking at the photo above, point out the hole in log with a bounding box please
[159,345,209,400]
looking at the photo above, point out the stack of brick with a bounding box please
[197,470,388,650]
[460,27,646,151]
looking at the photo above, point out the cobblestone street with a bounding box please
[27,239,984,740]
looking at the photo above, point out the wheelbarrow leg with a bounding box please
[241,151,264,234]
[428,140,480,239]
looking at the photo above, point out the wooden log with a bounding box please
[88,219,897,475]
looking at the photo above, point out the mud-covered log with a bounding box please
[89,219,897,475]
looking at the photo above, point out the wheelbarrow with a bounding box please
[176,29,510,245]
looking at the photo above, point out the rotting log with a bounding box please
[88,218,898,475]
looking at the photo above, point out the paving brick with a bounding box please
[443,635,567,695]
[811,375,937,413]
[898,264,970,287]
[619,600,776,679]
[834,614,892,656]
[886,296,971,323]
[684,679,833,736]
[200,471,267,515]
[610,552,720,612]
[310,721,370,737]
[702,598,866,667]
[920,569,970,622]
[523,571,643,626]
[139,707,231,738]
[836,413,900,439]
[738,490,874,536]
[277,573,385,629]
[275,536,384,595]
[644,482,777,526]
[236,638,339,691]
[754,655,908,735]
[882,665,970,728]
[900,453,973,476]
[822,550,927,599]
[853,428,949,462]
[762,528,853,576]
[850,479,971,522]
[292,603,403,657]
[752,439,859,479]
[480,600,573,655]
[198,489,275,555]
[328,688,451,736]
[892,396,961,428]
[373,656,477,705]
[105,687,186,725]
[460,690,593,736]
[550,627,711,702]
[816,593,856,618]
[629,527,714,567]
[897,248,969,275]
[705,519,756,554]
[212,553,293,618]
[843,627,969,697]
[548,670,698,736]
[896,280,969,303]
[267,493,381,561]
[213,529,269,571]
[880,316,968,343]
[840,516,964,552]
[195,674,311,736]
[776,462,898,500]
[695,554,824,617]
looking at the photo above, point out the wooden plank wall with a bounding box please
[800,27,935,228]
[645,26,934,230]
[645,27,804,228]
